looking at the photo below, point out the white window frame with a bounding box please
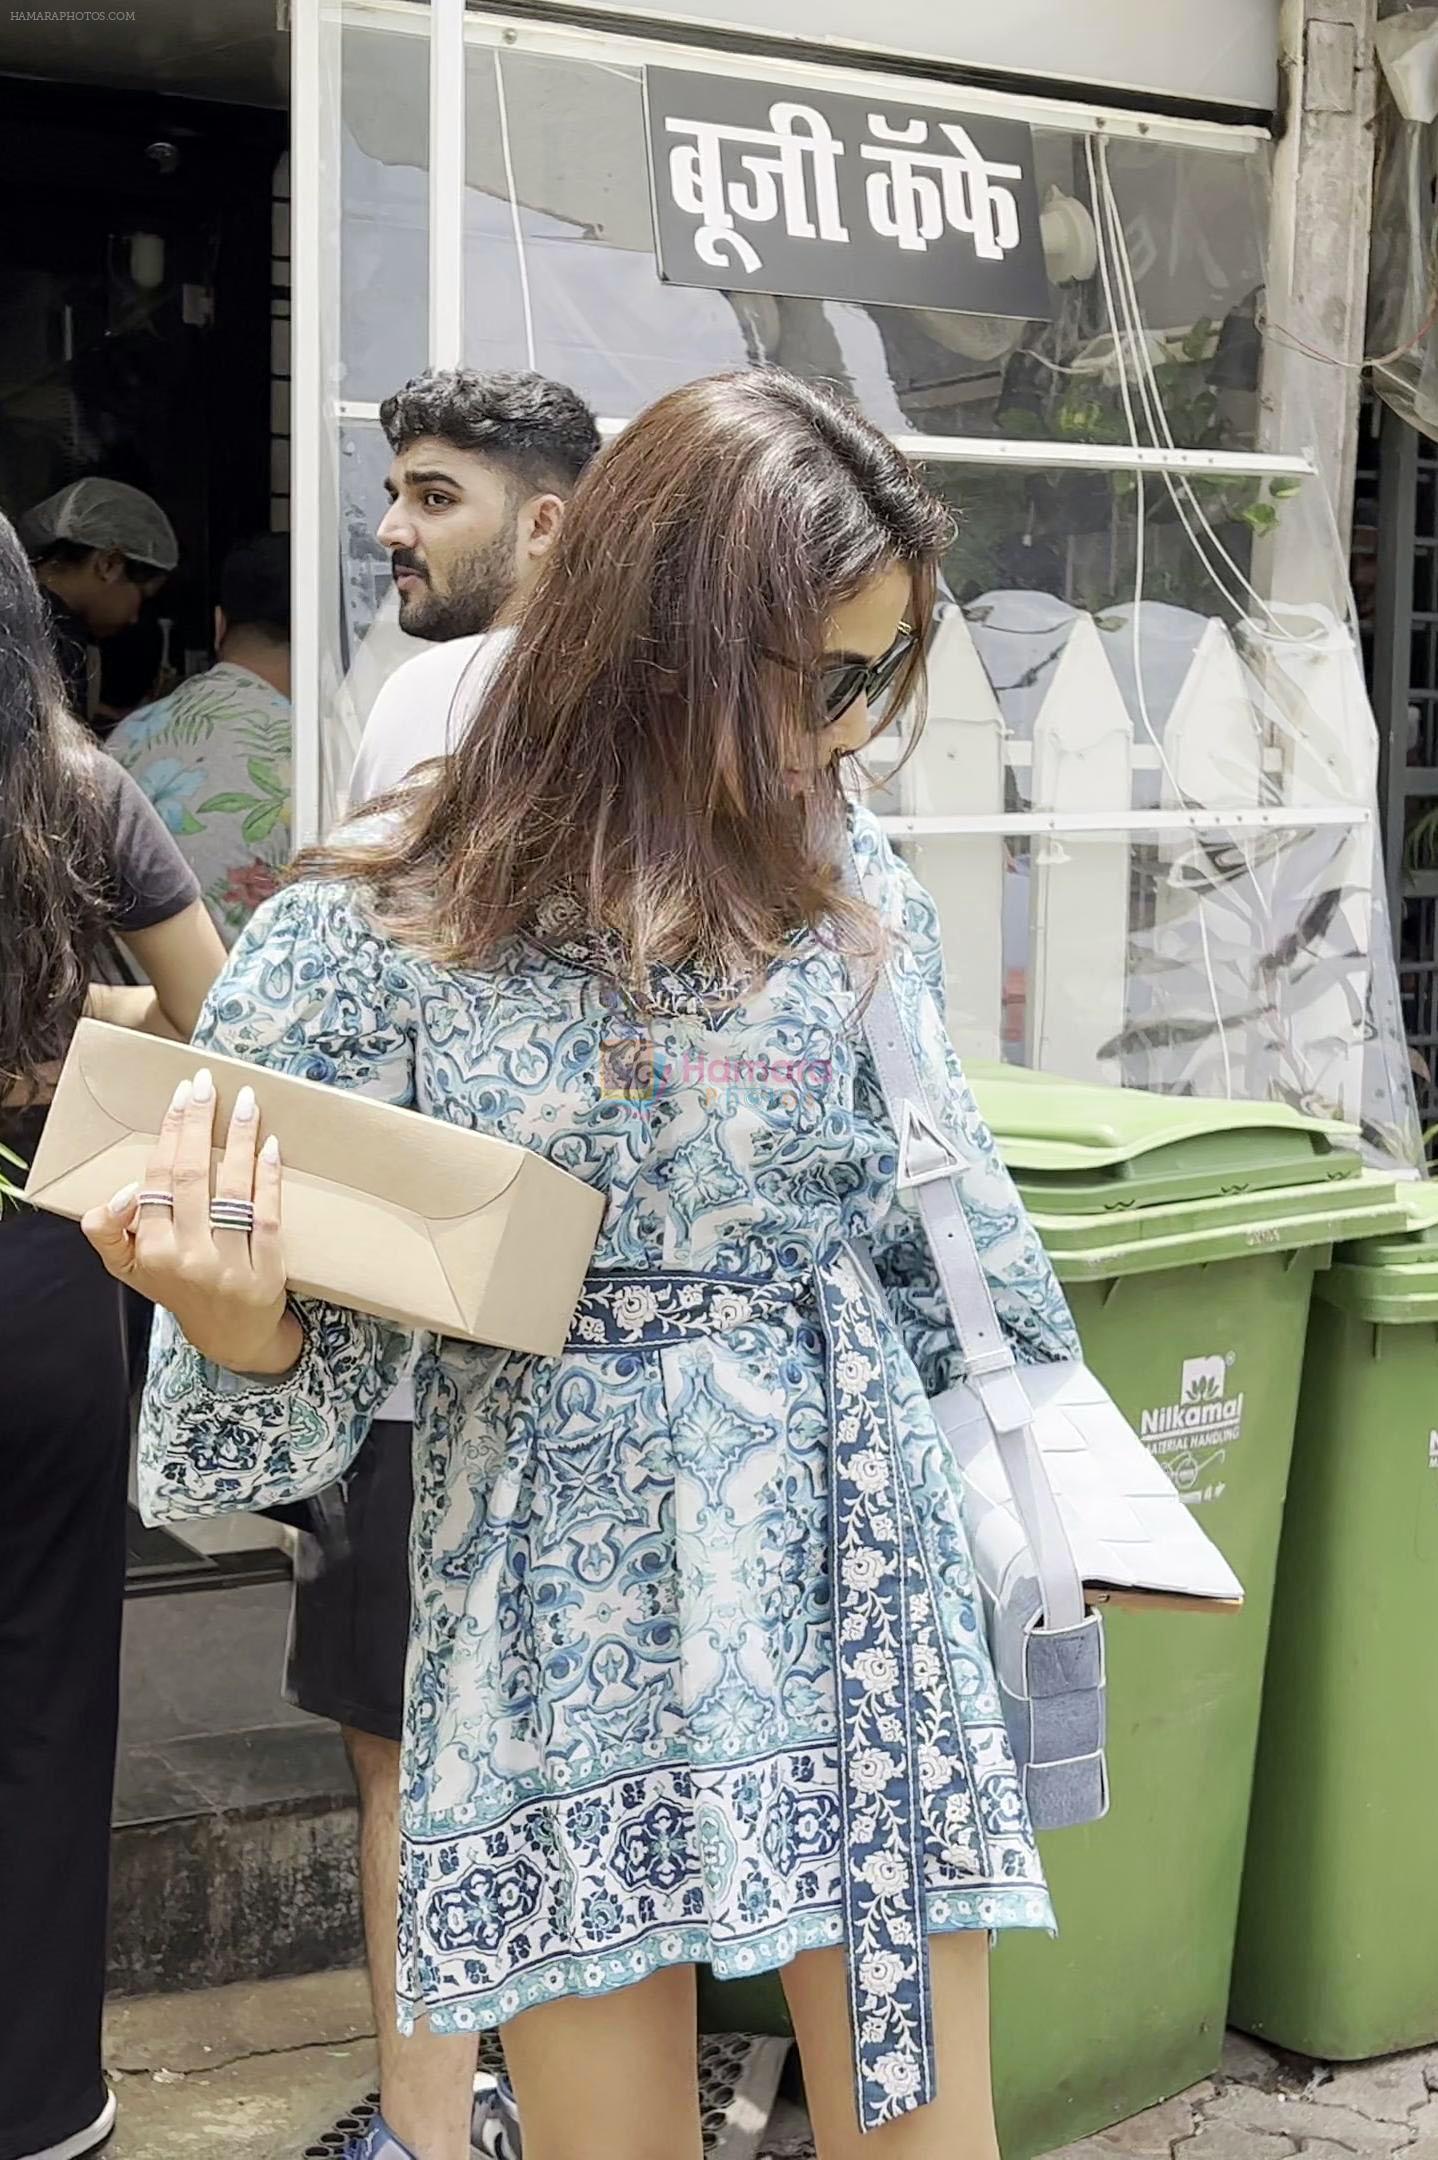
[291,0,343,848]
[336,401,1313,482]
[293,0,1303,844]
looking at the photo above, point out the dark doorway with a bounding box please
[0,76,290,1593]
[0,77,283,692]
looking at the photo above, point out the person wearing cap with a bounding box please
[19,479,179,735]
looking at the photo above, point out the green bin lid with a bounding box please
[1316,1180,1438,1323]
[1331,1179,1438,1267]
[970,1067,1363,1214]
[968,1067,1408,1283]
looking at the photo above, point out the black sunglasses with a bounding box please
[815,624,918,728]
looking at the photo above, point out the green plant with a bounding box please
[0,1141,24,1211]
[1405,803,1438,876]
[941,318,1287,616]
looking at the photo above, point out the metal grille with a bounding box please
[1367,399,1438,1151]
[304,2037,790,2158]
[304,2091,379,2158]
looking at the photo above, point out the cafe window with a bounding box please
[293,1,1419,1164]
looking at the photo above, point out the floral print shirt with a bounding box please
[108,661,292,945]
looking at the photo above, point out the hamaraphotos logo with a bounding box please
[1139,1352,1243,1507]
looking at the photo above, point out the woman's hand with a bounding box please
[82,1066,302,1377]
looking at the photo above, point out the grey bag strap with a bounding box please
[851,845,1087,1633]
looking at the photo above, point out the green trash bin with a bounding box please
[972,1079,1403,2159]
[1230,1182,1438,2061]
[700,1078,1403,2158]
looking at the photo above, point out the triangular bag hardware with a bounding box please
[896,1097,968,1189]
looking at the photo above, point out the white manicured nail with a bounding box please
[109,1183,138,1216]
[169,1078,192,1113]
[261,1134,281,1165]
[234,1086,257,1123]
[192,1067,214,1105]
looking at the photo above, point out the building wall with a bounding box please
[568,0,1282,110]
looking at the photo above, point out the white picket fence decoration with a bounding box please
[1027,616,1134,1084]
[895,608,1005,1061]
[867,597,1377,1126]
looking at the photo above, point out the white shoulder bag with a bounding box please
[858,915,1245,1830]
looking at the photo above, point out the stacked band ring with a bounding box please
[209,1198,256,1233]
[136,1190,175,1213]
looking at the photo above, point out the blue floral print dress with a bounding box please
[138,806,1079,2132]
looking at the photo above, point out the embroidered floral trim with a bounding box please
[400,1885,1053,2039]
[817,1246,946,2132]
[571,1256,971,2134]
[570,1269,802,1349]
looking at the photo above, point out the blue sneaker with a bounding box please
[472,2072,522,2159]
[342,2116,419,2160]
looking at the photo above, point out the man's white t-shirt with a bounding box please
[345,625,514,815]
[345,625,514,1422]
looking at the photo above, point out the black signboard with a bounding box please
[643,66,1050,321]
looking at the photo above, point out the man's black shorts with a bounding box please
[283,1420,412,1744]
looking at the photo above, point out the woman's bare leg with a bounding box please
[782,1934,1000,2160]
[499,1963,703,2160]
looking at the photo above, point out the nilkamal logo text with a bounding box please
[1139,1353,1244,1463]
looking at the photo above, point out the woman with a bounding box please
[87,371,1080,2160]
[0,510,226,2160]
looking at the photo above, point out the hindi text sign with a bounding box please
[644,67,1049,319]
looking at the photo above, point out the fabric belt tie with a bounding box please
[565,1251,944,2134]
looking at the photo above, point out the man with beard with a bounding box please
[347,368,600,809]
[292,368,598,2160]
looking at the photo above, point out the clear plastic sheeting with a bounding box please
[464,48,1266,444]
[333,35,1267,443]
[315,9,1419,1165]
[862,585,1421,1168]
[340,25,429,406]
[1368,3,1438,439]
[859,416,1419,1166]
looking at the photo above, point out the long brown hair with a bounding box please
[307,369,950,987]
[0,508,111,1102]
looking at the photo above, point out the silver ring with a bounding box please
[210,1198,256,1233]
[136,1190,175,1213]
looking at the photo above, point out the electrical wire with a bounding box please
[1093,146,1281,633]
[494,50,537,372]
[1261,286,1438,374]
[1084,133,1236,1093]
[1097,141,1319,650]
[1102,143,1387,1125]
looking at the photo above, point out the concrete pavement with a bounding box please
[104,1971,375,2158]
[99,1971,1438,2159]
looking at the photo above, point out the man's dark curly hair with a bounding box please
[379,367,600,497]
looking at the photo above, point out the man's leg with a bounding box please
[345,1726,477,2160]
[283,1420,480,2160]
